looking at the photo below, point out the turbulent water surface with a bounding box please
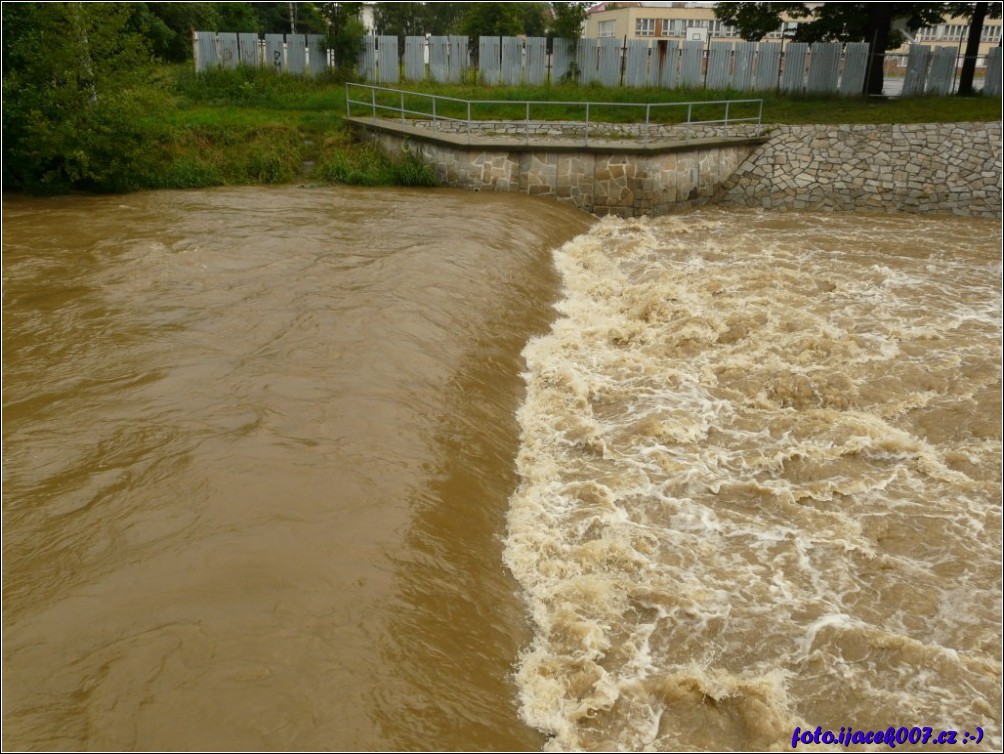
[506,210,1001,751]
[3,188,1001,752]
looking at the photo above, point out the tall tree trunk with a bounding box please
[864,4,893,95]
[958,1,988,96]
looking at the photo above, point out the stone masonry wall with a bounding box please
[360,121,1000,217]
[367,130,757,217]
[716,122,1002,217]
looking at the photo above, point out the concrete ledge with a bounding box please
[346,116,768,155]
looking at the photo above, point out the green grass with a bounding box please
[151,68,1002,192]
[123,66,437,191]
[7,63,1000,195]
[353,78,1001,125]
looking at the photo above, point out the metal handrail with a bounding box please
[345,83,764,146]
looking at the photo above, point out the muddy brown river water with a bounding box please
[3,187,1000,751]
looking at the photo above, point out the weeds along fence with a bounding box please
[193,32,1003,97]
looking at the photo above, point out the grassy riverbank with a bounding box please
[8,64,1002,194]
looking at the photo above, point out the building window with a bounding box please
[708,20,737,37]
[982,24,1001,42]
[944,24,966,40]
[598,20,616,38]
[636,18,656,37]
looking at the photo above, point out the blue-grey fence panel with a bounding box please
[287,34,306,74]
[839,42,869,95]
[448,36,468,82]
[578,38,599,84]
[625,39,649,87]
[926,46,956,95]
[238,33,260,67]
[598,37,621,86]
[780,42,808,93]
[659,40,680,88]
[404,37,425,81]
[732,41,756,90]
[755,42,781,91]
[358,35,376,81]
[479,36,501,84]
[985,46,1003,95]
[680,40,704,88]
[307,34,325,75]
[195,31,218,72]
[807,42,840,93]
[502,36,522,85]
[429,36,449,82]
[218,32,239,69]
[902,44,931,96]
[377,35,398,83]
[265,33,285,73]
[552,38,573,82]
[706,41,732,90]
[526,37,547,85]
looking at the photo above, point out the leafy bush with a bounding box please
[2,3,168,193]
[312,140,436,187]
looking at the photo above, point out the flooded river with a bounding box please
[3,188,1000,751]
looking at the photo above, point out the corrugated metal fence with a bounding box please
[193,33,1002,96]
[195,31,326,75]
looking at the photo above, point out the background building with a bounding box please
[583,2,1002,57]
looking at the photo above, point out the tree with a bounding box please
[549,2,590,41]
[3,2,163,192]
[423,2,467,35]
[715,2,953,95]
[321,2,365,69]
[520,3,550,37]
[252,2,327,34]
[212,2,260,32]
[139,3,223,62]
[373,2,427,37]
[950,1,1003,95]
[458,2,525,38]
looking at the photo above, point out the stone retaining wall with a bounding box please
[717,122,1002,217]
[366,129,758,216]
[356,119,1001,217]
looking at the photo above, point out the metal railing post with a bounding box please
[346,83,351,117]
[400,92,405,124]
[645,103,651,145]
[724,100,730,135]
[371,88,376,119]
[585,102,590,147]
[467,101,472,145]
[686,102,692,140]
[432,96,438,131]
[526,101,531,144]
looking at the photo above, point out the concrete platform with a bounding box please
[345,116,768,155]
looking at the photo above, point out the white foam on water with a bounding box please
[505,209,1002,751]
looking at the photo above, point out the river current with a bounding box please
[3,187,1000,751]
